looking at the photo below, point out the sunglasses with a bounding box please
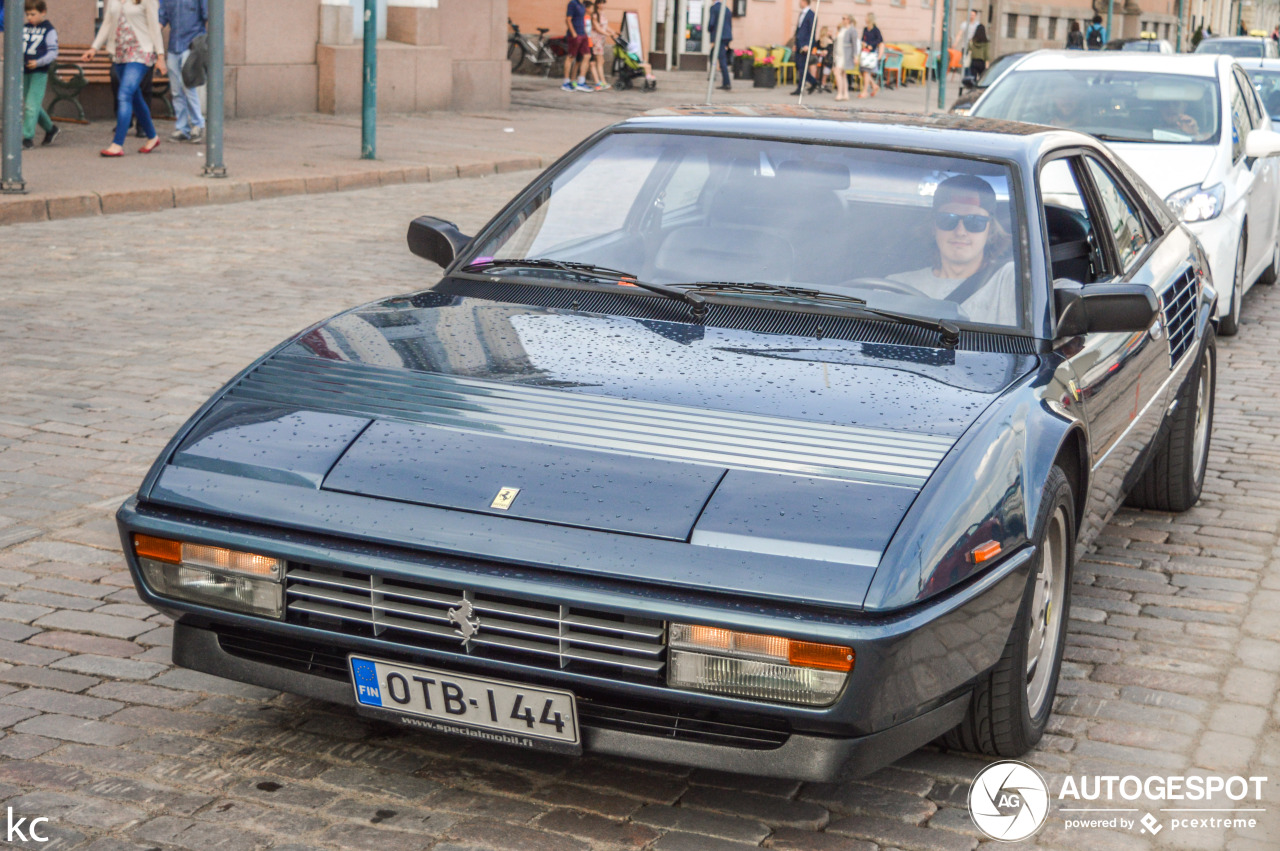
[934,212,991,233]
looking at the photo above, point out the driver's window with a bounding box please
[1039,158,1102,284]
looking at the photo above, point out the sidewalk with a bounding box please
[0,68,956,227]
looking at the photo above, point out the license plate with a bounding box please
[348,656,580,752]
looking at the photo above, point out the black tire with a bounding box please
[1218,232,1245,337]
[941,466,1074,757]
[508,40,526,74]
[1127,331,1216,512]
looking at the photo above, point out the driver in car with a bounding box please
[1156,99,1200,136]
[888,174,1017,326]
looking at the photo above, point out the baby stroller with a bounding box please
[612,33,656,91]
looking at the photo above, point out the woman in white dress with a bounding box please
[834,16,859,101]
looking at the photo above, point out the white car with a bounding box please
[970,51,1280,335]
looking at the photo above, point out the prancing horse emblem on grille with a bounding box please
[447,599,481,647]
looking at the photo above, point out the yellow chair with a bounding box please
[899,46,927,85]
[749,45,770,64]
[773,47,796,86]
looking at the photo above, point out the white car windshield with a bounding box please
[1195,39,1266,58]
[974,70,1221,144]
[1250,68,1280,120]
[464,132,1026,330]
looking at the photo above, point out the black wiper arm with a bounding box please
[465,258,707,316]
[685,281,959,348]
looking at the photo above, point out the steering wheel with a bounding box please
[835,277,932,299]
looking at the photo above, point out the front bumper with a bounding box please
[120,498,1033,780]
[176,621,967,781]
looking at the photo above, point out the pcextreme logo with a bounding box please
[968,760,1051,842]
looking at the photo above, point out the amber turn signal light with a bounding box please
[788,641,855,672]
[968,541,1002,564]
[134,534,182,564]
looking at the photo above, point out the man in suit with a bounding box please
[791,0,819,95]
[708,0,733,91]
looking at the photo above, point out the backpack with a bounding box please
[1086,24,1104,49]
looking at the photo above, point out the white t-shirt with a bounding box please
[887,261,1018,326]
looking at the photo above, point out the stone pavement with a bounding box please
[0,68,951,227]
[0,172,1277,851]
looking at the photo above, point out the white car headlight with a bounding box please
[135,534,284,617]
[1164,183,1225,223]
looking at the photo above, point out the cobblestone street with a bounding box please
[0,172,1278,851]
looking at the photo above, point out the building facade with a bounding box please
[41,0,508,119]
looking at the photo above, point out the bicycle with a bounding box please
[508,19,560,77]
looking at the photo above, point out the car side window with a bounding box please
[1234,68,1263,128]
[1084,158,1150,275]
[1039,158,1103,283]
[1230,75,1252,161]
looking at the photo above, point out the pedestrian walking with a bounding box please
[859,13,883,99]
[1066,20,1084,49]
[815,26,834,92]
[561,0,592,92]
[82,0,167,156]
[790,0,818,95]
[966,12,990,80]
[159,0,206,142]
[834,15,858,101]
[708,0,733,91]
[588,0,614,90]
[1085,15,1105,50]
[21,0,59,149]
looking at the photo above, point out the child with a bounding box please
[22,0,60,149]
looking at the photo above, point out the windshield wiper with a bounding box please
[464,258,707,315]
[683,281,961,348]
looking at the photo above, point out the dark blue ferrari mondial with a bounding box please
[118,107,1218,780]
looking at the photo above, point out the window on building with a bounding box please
[1006,13,1018,38]
[1027,15,1039,39]
[1048,18,1058,40]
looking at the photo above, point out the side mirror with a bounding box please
[1245,127,1280,158]
[407,216,473,268]
[1054,280,1159,337]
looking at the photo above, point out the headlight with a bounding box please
[1164,183,1225,222]
[134,534,284,617]
[667,623,853,706]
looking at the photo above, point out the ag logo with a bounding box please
[968,760,1050,842]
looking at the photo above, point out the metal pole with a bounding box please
[797,0,821,105]
[203,0,226,177]
[1177,0,1185,50]
[938,0,951,109]
[2,0,26,193]
[925,0,938,112]
[362,0,377,159]
[705,0,728,102]
[1107,0,1115,42]
[1237,0,1244,33]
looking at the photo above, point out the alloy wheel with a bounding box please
[1191,346,1213,487]
[1026,505,1068,718]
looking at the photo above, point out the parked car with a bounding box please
[950,51,1026,114]
[118,107,1220,781]
[970,51,1280,335]
[1194,36,1279,58]
[1104,36,1175,53]
[1238,56,1280,128]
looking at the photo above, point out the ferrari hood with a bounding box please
[147,292,1036,606]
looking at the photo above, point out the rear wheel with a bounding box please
[1259,242,1280,286]
[1218,232,1245,336]
[1127,331,1216,512]
[508,40,526,73]
[941,466,1073,757]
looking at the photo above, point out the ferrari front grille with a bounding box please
[284,565,667,680]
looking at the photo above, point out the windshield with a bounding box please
[1195,39,1264,57]
[1119,40,1164,51]
[1249,69,1280,119]
[973,70,1221,144]
[464,133,1025,329]
[977,54,1022,87]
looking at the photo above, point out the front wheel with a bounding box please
[508,40,527,73]
[941,466,1074,757]
[1218,232,1245,336]
[1126,331,1216,512]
